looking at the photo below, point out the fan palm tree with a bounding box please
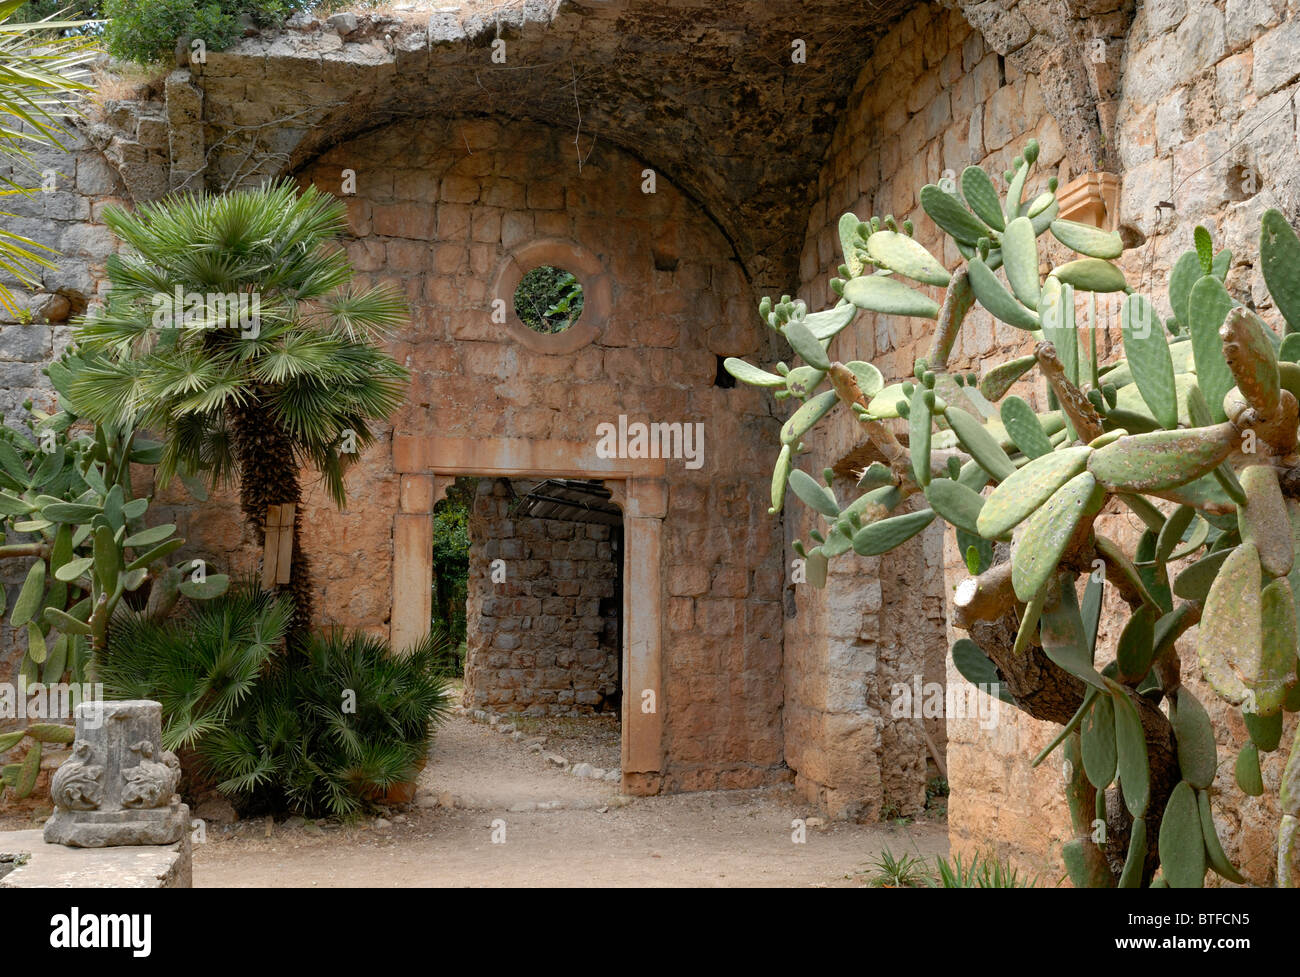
[0,0,97,314]
[67,181,410,635]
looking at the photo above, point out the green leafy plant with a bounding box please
[930,850,1038,888]
[430,477,474,667]
[199,626,451,817]
[99,579,292,751]
[514,265,584,334]
[1,354,229,686]
[67,180,409,633]
[0,720,71,800]
[100,0,311,65]
[101,581,451,817]
[726,136,1300,887]
[864,847,931,887]
[0,0,97,313]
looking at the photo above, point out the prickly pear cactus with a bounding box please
[727,137,1300,887]
[1,352,230,688]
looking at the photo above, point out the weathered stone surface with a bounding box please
[42,701,189,849]
[0,829,191,888]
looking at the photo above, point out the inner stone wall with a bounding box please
[464,478,620,716]
[784,3,1060,821]
[292,115,785,792]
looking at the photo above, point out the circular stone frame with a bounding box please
[492,238,612,354]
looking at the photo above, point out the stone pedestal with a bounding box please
[42,700,189,848]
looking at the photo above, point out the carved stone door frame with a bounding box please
[390,434,666,792]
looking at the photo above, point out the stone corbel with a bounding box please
[1056,172,1120,231]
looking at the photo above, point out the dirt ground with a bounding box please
[188,712,950,887]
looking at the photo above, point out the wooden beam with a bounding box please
[261,504,281,590]
[275,503,295,585]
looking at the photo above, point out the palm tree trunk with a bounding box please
[230,399,314,637]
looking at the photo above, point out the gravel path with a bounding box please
[190,713,949,887]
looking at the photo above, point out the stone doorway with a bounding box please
[390,434,667,795]
[460,477,624,720]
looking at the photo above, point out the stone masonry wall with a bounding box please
[464,478,620,716]
[293,115,786,792]
[2,103,788,795]
[785,3,1061,821]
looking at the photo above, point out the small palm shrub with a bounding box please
[102,582,451,817]
[70,180,409,633]
[101,580,294,750]
[202,628,451,817]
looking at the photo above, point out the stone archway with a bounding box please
[390,434,667,795]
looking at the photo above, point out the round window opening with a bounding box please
[513,265,584,334]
